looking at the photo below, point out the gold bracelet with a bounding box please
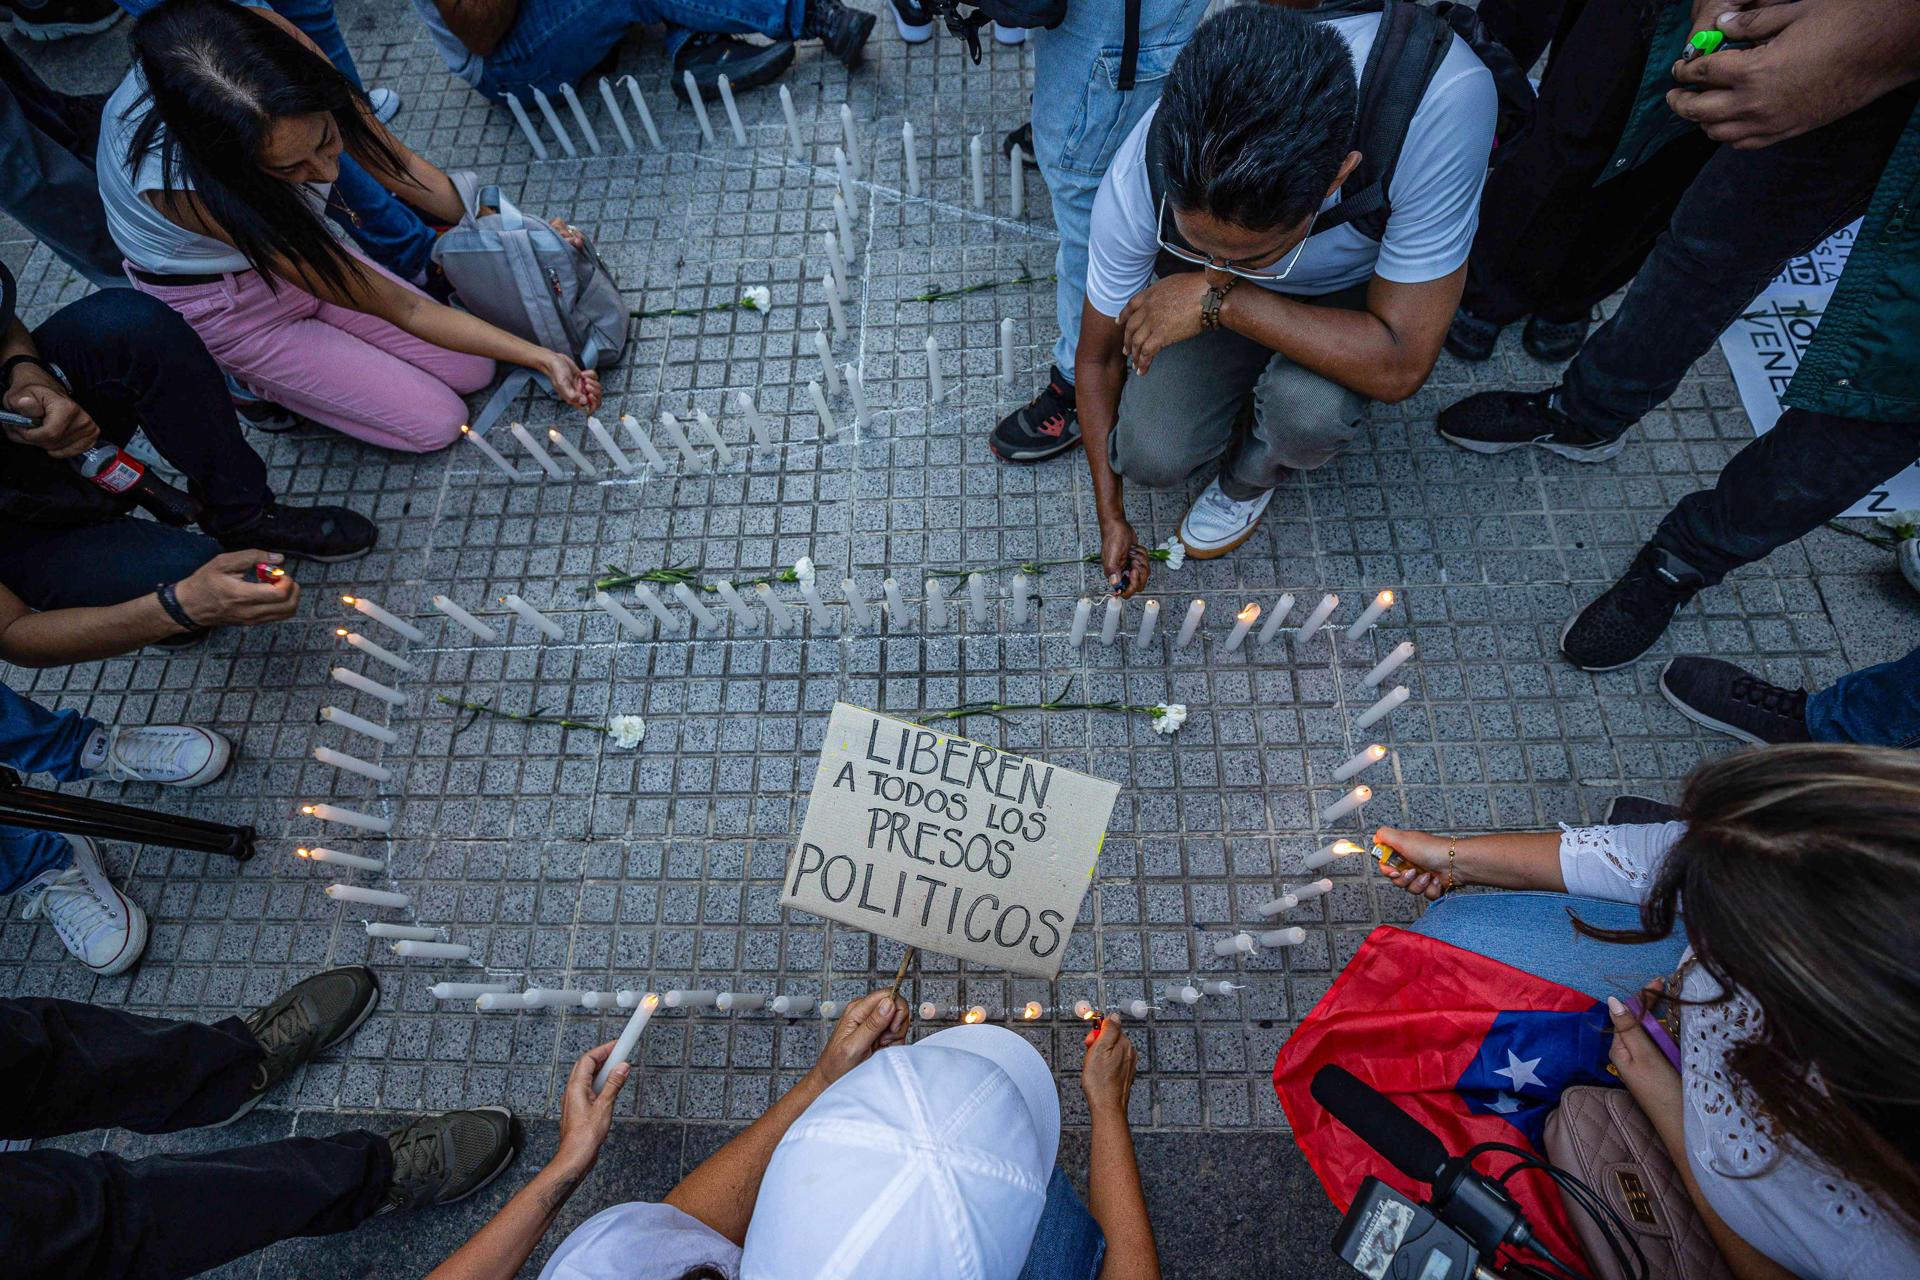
[1446,839,1457,893]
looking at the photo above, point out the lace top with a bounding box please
[1557,824,1920,1280]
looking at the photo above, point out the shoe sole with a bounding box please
[1442,337,1495,362]
[989,435,1081,464]
[275,543,377,565]
[1556,610,1649,673]
[217,977,382,1127]
[1656,660,1767,746]
[1178,521,1261,561]
[11,11,122,40]
[894,11,932,41]
[1438,427,1628,463]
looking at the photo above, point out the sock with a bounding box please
[80,727,111,773]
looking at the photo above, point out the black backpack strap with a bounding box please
[1118,0,1142,91]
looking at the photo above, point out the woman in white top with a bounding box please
[1373,744,1920,1280]
[101,0,599,453]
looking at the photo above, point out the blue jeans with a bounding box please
[0,684,102,895]
[1408,892,1691,1002]
[472,0,804,100]
[1017,1166,1107,1280]
[1031,0,1207,384]
[1808,645,1920,749]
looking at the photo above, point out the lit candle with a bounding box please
[901,120,920,196]
[735,391,776,452]
[530,87,576,158]
[336,629,412,673]
[460,424,521,479]
[1290,878,1335,902]
[970,133,985,208]
[1320,785,1372,823]
[842,578,874,629]
[716,992,766,1012]
[797,577,829,622]
[305,802,392,834]
[1254,894,1299,918]
[755,583,796,633]
[657,411,703,470]
[393,939,471,960]
[675,583,720,628]
[433,981,511,1000]
[716,73,747,146]
[1016,1001,1044,1021]
[924,577,948,630]
[1073,999,1097,1021]
[1225,602,1260,652]
[620,75,663,149]
[584,417,632,473]
[635,584,677,628]
[823,276,847,342]
[501,594,564,640]
[1363,642,1416,689]
[999,317,1015,386]
[1354,685,1410,730]
[846,365,869,429]
[839,103,862,178]
[297,845,383,871]
[1213,932,1256,957]
[622,414,669,469]
[684,71,715,144]
[920,1002,952,1020]
[1123,999,1154,1019]
[967,573,987,625]
[883,578,911,630]
[1099,596,1122,645]
[1009,142,1025,218]
[807,379,838,435]
[594,590,649,638]
[597,77,635,152]
[770,995,814,1015]
[823,232,849,302]
[962,1006,987,1024]
[1199,980,1240,996]
[342,594,424,642]
[778,84,802,155]
[319,706,397,746]
[507,421,565,479]
[325,883,408,907]
[331,667,404,707]
[833,192,855,260]
[1176,599,1206,649]
[313,745,391,784]
[1258,593,1295,646]
[1303,838,1364,871]
[1135,598,1160,646]
[365,922,436,940]
[1010,573,1030,626]
[662,990,719,1009]
[1333,744,1387,783]
[559,82,601,153]
[815,328,841,390]
[1258,927,1307,948]
[713,581,758,627]
[832,145,856,210]
[1297,593,1339,644]
[1345,589,1395,640]
[505,92,549,160]
[547,427,600,477]
[1068,597,1092,647]
[432,595,497,641]
[693,407,734,466]
[924,334,944,402]
[1166,985,1202,1006]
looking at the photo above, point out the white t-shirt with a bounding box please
[407,0,484,86]
[539,1202,740,1280]
[1083,11,1496,313]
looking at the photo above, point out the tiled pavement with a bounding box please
[2,5,1913,1278]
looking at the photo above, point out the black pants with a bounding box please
[0,998,391,1280]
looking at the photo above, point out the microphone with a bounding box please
[1310,1064,1449,1184]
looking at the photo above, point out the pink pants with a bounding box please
[128,255,495,453]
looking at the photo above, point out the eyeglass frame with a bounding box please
[1156,193,1311,283]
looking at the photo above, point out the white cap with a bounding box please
[741,1024,1058,1280]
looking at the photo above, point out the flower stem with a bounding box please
[925,548,1174,580]
[578,564,799,597]
[910,272,1056,304]
[1824,520,1899,549]
[630,299,749,320]
[436,695,610,735]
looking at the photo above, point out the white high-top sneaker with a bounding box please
[19,836,147,975]
[100,724,232,787]
[1177,479,1275,558]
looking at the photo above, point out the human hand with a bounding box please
[1117,272,1211,376]
[1080,1014,1138,1118]
[541,351,603,412]
[172,550,301,628]
[1099,516,1150,598]
[1670,0,1920,148]
[4,383,99,458]
[555,1041,633,1176]
[1371,826,1455,900]
[1606,982,1682,1127]
[809,990,909,1089]
[548,216,587,251]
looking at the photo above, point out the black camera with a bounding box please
[923,1,1064,61]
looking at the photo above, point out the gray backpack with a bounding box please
[432,171,629,436]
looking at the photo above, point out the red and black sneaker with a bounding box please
[991,368,1080,463]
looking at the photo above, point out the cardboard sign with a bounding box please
[781,703,1121,978]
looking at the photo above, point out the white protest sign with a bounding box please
[781,703,1121,978]
[1762,219,1859,298]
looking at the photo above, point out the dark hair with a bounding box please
[1156,5,1356,233]
[1577,744,1920,1226]
[126,0,410,295]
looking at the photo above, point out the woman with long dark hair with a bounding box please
[96,0,600,453]
[1372,744,1920,1280]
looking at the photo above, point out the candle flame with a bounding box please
[336,629,348,637]
[1237,603,1260,623]
[1073,1000,1096,1020]
[1020,1002,1043,1021]
[296,848,311,858]
[963,1006,985,1024]
[548,428,562,440]
[301,806,316,815]
[1333,839,1364,855]
[1354,786,1372,801]
[1377,590,1394,606]
[644,993,660,1009]
[341,595,356,604]
[1367,744,1386,759]
[460,424,471,435]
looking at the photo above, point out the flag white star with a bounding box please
[1492,1049,1546,1093]
[1487,1092,1522,1115]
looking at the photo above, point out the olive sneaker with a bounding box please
[1559,547,1706,672]
[1437,388,1628,462]
[1658,656,1813,746]
[991,368,1079,462]
[379,1108,520,1214]
[224,966,381,1123]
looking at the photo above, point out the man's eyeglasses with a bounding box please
[1156,194,1310,282]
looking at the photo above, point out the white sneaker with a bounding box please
[102,724,232,787]
[369,87,402,124]
[992,21,1026,44]
[19,837,147,975]
[1177,479,1274,558]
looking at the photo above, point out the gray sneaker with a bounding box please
[222,966,380,1124]
[380,1108,520,1214]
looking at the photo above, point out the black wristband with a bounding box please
[155,581,199,631]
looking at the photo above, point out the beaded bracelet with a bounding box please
[155,581,199,632]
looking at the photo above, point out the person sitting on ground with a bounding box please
[1371,744,1920,1280]
[1056,3,1494,587]
[406,0,874,109]
[1,967,526,1280]
[99,0,602,455]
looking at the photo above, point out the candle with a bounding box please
[1134,599,1160,646]
[1258,927,1307,948]
[920,1002,952,1020]
[365,922,436,940]
[1297,593,1340,644]
[779,84,802,155]
[505,92,549,160]
[634,584,677,628]
[1258,593,1295,646]
[814,328,841,390]
[319,706,397,746]
[1225,602,1260,652]
[597,77,635,152]
[734,391,776,452]
[713,581,758,627]
[622,414,669,469]
[839,103,862,177]
[716,73,747,146]
[925,577,947,630]
[1304,838,1364,871]
[1345,589,1395,639]
[770,995,814,1015]
[807,379,838,435]
[1123,999,1154,1019]
[842,579,874,629]
[924,335,944,402]
[823,232,850,302]
[1016,1001,1044,1021]
[1254,894,1299,918]
[342,594,425,642]
[501,594,564,640]
[1199,980,1240,996]
[336,629,412,673]
[325,883,408,907]
[833,192,855,260]
[832,145,856,209]
[1073,999,1097,1021]
[433,981,511,999]
[331,667,404,707]
[970,133,985,208]
[1362,642,1416,688]
[304,802,392,834]
[613,990,647,1008]
[621,75,663,149]
[797,578,829,622]
[460,423,521,479]
[883,578,911,630]
[684,71,715,144]
[1099,596,1122,645]
[999,316,1015,386]
[1009,142,1025,218]
[508,421,566,479]
[967,573,988,625]
[755,583,796,633]
[476,993,532,1011]
[580,991,620,1010]
[313,745,391,783]
[432,595,497,641]
[1068,597,1092,647]
[1320,785,1372,823]
[717,992,766,1012]
[820,1001,843,1019]
[962,1006,987,1024]
[657,411,703,470]
[662,990,719,1009]
[297,845,384,871]
[559,82,601,153]
[525,988,588,1008]
[547,427,600,477]
[823,276,847,342]
[393,939,471,960]
[1166,985,1202,1006]
[585,417,633,473]
[901,120,920,196]
[1175,599,1206,649]
[595,590,649,638]
[1354,685,1410,730]
[1213,932,1255,957]
[673,583,720,629]
[1333,744,1387,782]
[1290,878,1335,902]
[693,407,734,466]
[1010,573,1030,626]
[530,87,576,157]
[846,365,869,429]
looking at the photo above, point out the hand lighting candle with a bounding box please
[1303,839,1364,870]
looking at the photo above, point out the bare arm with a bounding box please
[1081,1015,1159,1280]
[1370,825,1568,900]
[1074,303,1150,598]
[433,0,521,58]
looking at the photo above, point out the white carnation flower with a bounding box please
[1161,537,1186,570]
[607,715,646,749]
[1875,509,1920,531]
[793,556,816,585]
[1151,704,1187,735]
[740,286,772,314]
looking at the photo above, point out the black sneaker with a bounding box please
[1,0,121,41]
[379,1108,520,1215]
[672,34,796,102]
[1443,309,1502,362]
[803,0,876,68]
[1605,795,1678,824]
[1437,388,1628,462]
[1559,547,1706,672]
[991,368,1079,463]
[891,0,933,42]
[209,500,378,563]
[1003,122,1038,166]
[234,398,300,434]
[1659,656,1813,745]
[224,966,380,1123]
[1522,314,1590,362]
